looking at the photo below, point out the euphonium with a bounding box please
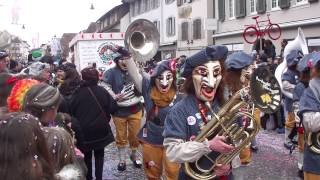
[184,66,281,179]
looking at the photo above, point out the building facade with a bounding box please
[124,0,178,60]
[97,3,130,33]
[176,0,216,57]
[214,0,320,54]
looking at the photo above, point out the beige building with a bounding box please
[214,0,320,54]
[176,0,216,57]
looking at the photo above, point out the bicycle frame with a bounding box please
[252,14,272,37]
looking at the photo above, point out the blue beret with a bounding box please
[181,45,228,77]
[286,49,302,67]
[306,52,320,69]
[225,51,253,70]
[297,53,314,72]
[151,60,171,78]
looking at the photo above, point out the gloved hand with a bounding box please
[214,164,231,177]
[208,135,234,153]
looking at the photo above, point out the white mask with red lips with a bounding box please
[155,70,174,93]
[192,61,222,102]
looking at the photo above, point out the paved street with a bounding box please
[99,125,301,180]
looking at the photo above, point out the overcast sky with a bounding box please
[0,0,122,47]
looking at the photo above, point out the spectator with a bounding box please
[0,112,55,180]
[0,50,9,74]
[280,39,288,59]
[70,67,116,180]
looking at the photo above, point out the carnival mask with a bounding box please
[155,70,174,93]
[192,61,222,102]
[240,64,256,87]
[118,58,128,71]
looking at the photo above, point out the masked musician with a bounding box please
[102,48,143,171]
[282,50,301,149]
[224,52,260,166]
[292,53,313,178]
[298,52,320,180]
[124,58,181,180]
[163,45,234,179]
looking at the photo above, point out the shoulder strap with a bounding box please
[87,87,109,121]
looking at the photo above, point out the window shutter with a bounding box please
[193,19,201,39]
[177,0,182,6]
[236,0,246,18]
[279,0,290,9]
[218,0,225,21]
[308,0,318,2]
[181,22,189,41]
[256,0,266,14]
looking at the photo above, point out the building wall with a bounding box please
[214,0,320,54]
[176,0,215,57]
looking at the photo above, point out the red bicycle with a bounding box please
[243,14,281,44]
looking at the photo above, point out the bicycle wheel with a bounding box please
[268,24,281,40]
[243,26,258,44]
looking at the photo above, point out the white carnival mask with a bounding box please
[192,61,222,102]
[155,70,174,93]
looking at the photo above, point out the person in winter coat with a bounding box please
[70,67,117,180]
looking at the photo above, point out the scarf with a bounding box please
[150,86,176,107]
[309,78,320,104]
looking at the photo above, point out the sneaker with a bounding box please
[277,128,285,134]
[251,145,258,152]
[284,142,293,150]
[117,162,126,171]
[130,155,142,168]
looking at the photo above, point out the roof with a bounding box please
[97,3,129,22]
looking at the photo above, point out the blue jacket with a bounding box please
[137,76,182,145]
[103,67,142,117]
[282,69,299,112]
[299,88,320,174]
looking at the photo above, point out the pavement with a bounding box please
[96,126,301,180]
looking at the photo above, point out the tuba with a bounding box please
[184,66,281,179]
[275,27,309,98]
[124,19,160,63]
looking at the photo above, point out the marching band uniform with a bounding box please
[299,52,320,180]
[282,50,300,149]
[102,51,143,171]
[224,52,260,165]
[163,45,234,180]
[293,53,313,176]
[126,59,181,180]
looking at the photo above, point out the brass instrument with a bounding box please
[124,19,160,63]
[306,132,320,154]
[184,66,281,179]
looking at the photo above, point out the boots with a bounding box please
[284,127,293,149]
[117,148,126,171]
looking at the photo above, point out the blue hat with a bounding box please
[225,52,254,70]
[297,53,315,72]
[0,50,8,59]
[151,60,172,78]
[306,52,320,69]
[286,49,302,67]
[181,45,228,77]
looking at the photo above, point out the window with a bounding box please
[154,0,160,8]
[144,0,150,11]
[153,20,160,33]
[130,3,135,17]
[135,1,140,15]
[193,19,201,40]
[167,17,175,36]
[250,0,256,13]
[165,0,175,4]
[229,0,235,18]
[181,22,189,41]
[296,0,308,6]
[271,0,279,9]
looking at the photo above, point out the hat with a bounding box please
[113,46,130,63]
[286,49,302,67]
[297,53,315,72]
[181,45,228,77]
[0,50,8,59]
[225,52,254,70]
[150,60,173,78]
[306,52,320,69]
[22,62,50,77]
[58,62,76,72]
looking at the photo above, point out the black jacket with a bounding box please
[70,83,117,151]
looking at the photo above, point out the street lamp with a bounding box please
[90,3,94,10]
